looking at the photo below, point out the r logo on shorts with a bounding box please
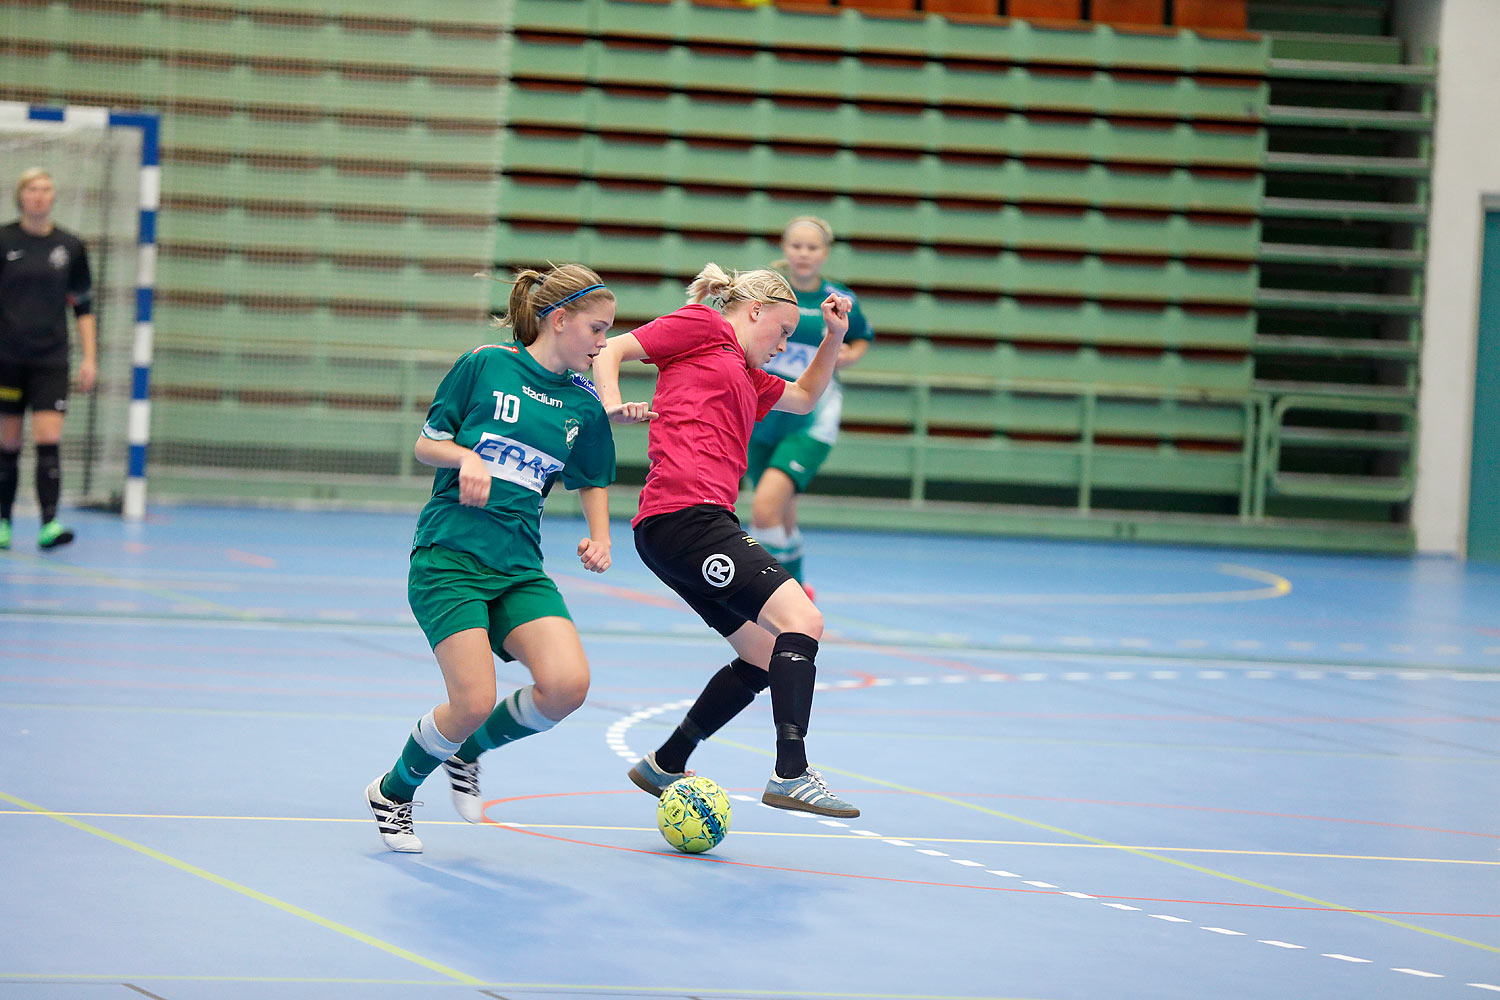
[702,553,735,587]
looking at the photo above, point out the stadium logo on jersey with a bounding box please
[702,553,735,588]
[48,245,69,270]
[564,418,580,449]
[471,431,565,494]
[523,385,564,408]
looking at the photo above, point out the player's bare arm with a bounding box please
[774,293,851,414]
[592,333,656,422]
[576,485,612,573]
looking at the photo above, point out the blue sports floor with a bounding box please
[1,505,1497,999]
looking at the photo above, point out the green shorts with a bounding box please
[748,425,832,493]
[748,382,843,493]
[407,544,571,660]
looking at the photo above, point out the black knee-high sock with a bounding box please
[0,448,18,521]
[769,632,818,779]
[656,658,768,773]
[35,443,61,523]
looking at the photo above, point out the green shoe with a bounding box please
[38,519,75,549]
[0,519,10,550]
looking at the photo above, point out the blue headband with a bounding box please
[538,283,606,318]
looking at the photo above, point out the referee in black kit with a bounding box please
[0,167,97,550]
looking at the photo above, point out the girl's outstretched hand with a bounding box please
[607,401,658,424]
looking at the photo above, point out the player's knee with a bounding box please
[450,695,495,735]
[784,604,823,641]
[535,669,590,720]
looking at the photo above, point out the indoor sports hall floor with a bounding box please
[1,505,1497,1000]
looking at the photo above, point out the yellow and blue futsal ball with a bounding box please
[656,775,731,854]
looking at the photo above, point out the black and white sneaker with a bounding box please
[443,756,484,823]
[365,778,422,852]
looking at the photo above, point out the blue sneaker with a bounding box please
[763,767,860,818]
[627,751,689,797]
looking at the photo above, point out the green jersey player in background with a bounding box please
[366,263,654,853]
[747,216,874,598]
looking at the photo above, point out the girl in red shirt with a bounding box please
[593,263,859,818]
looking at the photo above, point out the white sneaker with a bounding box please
[443,756,484,823]
[365,778,422,853]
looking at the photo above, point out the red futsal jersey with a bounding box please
[630,304,786,527]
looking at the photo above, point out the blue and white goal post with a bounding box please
[0,101,159,520]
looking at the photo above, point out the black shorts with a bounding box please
[0,361,69,415]
[634,504,791,637]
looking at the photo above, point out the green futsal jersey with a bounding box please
[762,279,873,387]
[413,342,615,574]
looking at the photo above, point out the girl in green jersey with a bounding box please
[747,216,873,597]
[367,263,654,852]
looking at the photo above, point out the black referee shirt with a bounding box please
[0,221,93,365]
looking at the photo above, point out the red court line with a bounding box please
[488,816,1498,918]
[556,574,683,609]
[226,549,277,568]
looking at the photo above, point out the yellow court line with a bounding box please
[0,790,484,985]
[713,739,1500,955]
[0,552,256,618]
[0,975,1040,1000]
[7,811,1495,867]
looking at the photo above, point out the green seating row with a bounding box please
[514,0,1270,74]
[1267,58,1435,85]
[1259,196,1425,223]
[151,399,415,456]
[838,386,1249,440]
[0,52,504,125]
[153,353,450,406]
[494,223,1255,303]
[499,177,1258,258]
[506,85,1264,167]
[164,161,497,216]
[133,0,508,29]
[502,132,1261,210]
[159,256,490,311]
[147,395,1245,498]
[508,37,1266,121]
[161,206,496,263]
[824,433,1245,494]
[1265,32,1403,65]
[5,6,506,72]
[585,280,1255,347]
[1263,104,1432,131]
[166,112,502,169]
[1254,287,1421,316]
[846,344,1251,391]
[612,366,1247,438]
[154,310,495,355]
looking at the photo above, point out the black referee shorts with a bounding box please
[634,504,791,637]
[0,361,70,415]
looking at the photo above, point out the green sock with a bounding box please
[380,711,461,803]
[455,686,555,763]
